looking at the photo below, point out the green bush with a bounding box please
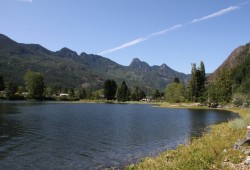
[232,93,250,107]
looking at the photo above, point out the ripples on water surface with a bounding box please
[0,101,238,169]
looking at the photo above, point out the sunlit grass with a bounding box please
[127,108,250,170]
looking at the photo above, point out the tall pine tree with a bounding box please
[189,63,197,101]
[104,79,117,100]
[116,81,130,102]
[0,75,4,91]
[131,86,146,101]
[188,61,206,102]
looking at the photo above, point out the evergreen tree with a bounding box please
[198,61,206,102]
[208,68,232,103]
[82,88,87,99]
[5,81,17,99]
[75,88,81,99]
[139,89,146,100]
[152,89,163,100]
[24,71,45,99]
[188,62,206,102]
[188,63,197,101]
[51,85,61,96]
[116,81,130,102]
[17,86,24,95]
[103,79,117,100]
[173,77,180,83]
[68,88,75,98]
[76,88,86,99]
[0,75,4,91]
[86,89,94,99]
[44,87,53,97]
[200,61,206,85]
[63,87,68,94]
[131,86,146,101]
[195,69,202,99]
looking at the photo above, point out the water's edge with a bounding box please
[126,105,241,169]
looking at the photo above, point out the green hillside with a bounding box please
[231,43,250,94]
[0,34,189,93]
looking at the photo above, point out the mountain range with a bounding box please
[0,34,189,93]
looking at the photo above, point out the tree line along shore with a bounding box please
[1,61,249,108]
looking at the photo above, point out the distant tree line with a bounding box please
[103,80,146,102]
[0,71,88,100]
[0,71,148,102]
[1,60,245,106]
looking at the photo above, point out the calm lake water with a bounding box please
[0,101,238,169]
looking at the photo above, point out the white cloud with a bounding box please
[191,6,239,23]
[148,25,182,37]
[97,24,182,55]
[238,1,250,6]
[18,0,33,3]
[98,38,147,55]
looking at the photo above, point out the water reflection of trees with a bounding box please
[0,103,24,147]
[188,109,236,139]
[188,109,209,138]
[0,104,25,161]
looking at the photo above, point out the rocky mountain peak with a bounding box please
[56,47,78,58]
[131,58,141,63]
[160,64,168,70]
[129,58,152,72]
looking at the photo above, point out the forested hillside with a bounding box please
[231,43,250,94]
[0,34,189,92]
[208,43,250,94]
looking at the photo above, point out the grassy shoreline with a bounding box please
[127,105,250,170]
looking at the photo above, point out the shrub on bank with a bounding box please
[232,93,250,107]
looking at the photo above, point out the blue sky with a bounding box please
[0,0,250,73]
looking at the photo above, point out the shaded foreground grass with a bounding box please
[127,107,250,170]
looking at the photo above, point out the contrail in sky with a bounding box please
[97,2,249,56]
[97,38,147,56]
[191,6,239,23]
[98,24,182,55]
[18,0,33,3]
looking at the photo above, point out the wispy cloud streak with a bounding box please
[18,0,33,3]
[98,38,147,55]
[191,6,239,23]
[98,24,181,55]
[98,2,249,55]
[238,1,250,6]
[148,24,182,37]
